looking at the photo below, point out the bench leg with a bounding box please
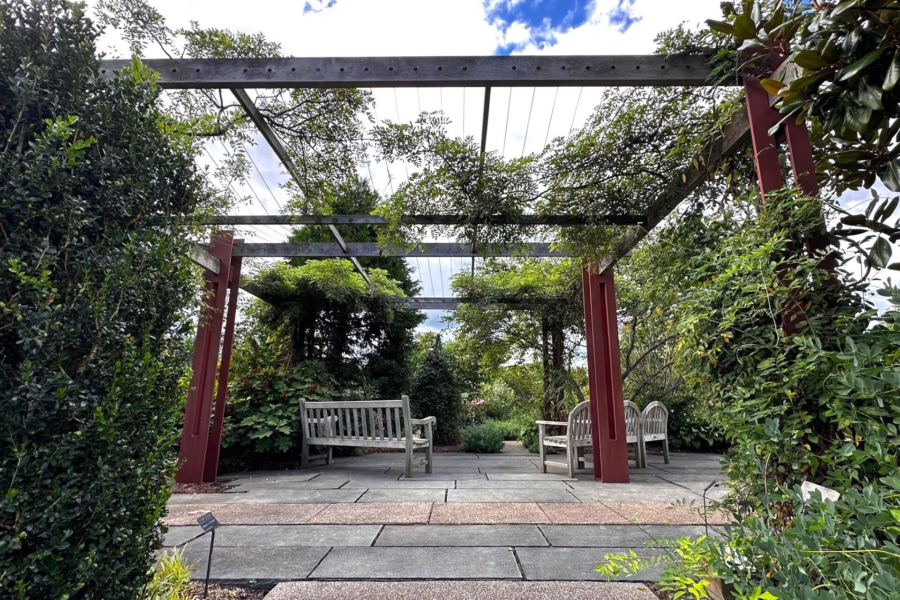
[425,424,433,474]
[538,424,547,473]
[566,443,575,479]
[662,438,669,464]
[301,441,309,469]
[404,448,413,479]
[326,446,332,466]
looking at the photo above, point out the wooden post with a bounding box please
[582,265,630,483]
[176,231,234,484]
[202,246,243,482]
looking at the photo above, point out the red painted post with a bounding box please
[743,57,786,199]
[176,231,234,484]
[582,265,630,483]
[202,248,243,482]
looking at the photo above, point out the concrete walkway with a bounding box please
[164,444,726,592]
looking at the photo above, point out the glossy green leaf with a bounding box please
[858,77,884,110]
[706,19,734,35]
[884,49,900,91]
[882,159,900,192]
[733,15,757,39]
[793,50,830,70]
[845,105,872,132]
[838,49,885,81]
[868,237,893,268]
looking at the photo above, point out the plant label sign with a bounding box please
[196,512,220,533]
[800,481,840,502]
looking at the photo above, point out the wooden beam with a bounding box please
[232,242,571,258]
[98,55,716,89]
[598,106,752,272]
[231,89,304,186]
[382,296,568,310]
[326,223,373,285]
[201,214,645,226]
[190,244,221,274]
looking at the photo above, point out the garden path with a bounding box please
[162,443,726,597]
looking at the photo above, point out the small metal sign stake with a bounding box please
[702,481,718,538]
[196,512,220,598]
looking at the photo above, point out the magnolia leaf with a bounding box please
[881,160,900,192]
[788,70,830,93]
[885,49,900,91]
[793,50,829,70]
[706,19,734,35]
[867,237,892,269]
[838,48,885,81]
[759,78,786,96]
[733,15,757,39]
[858,77,883,110]
[845,106,872,132]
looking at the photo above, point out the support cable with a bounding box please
[238,142,293,237]
[437,257,445,296]
[569,87,584,133]
[502,88,512,156]
[544,87,559,148]
[522,87,536,158]
[204,145,279,244]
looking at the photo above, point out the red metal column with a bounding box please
[202,247,243,482]
[743,61,785,199]
[582,265,630,483]
[176,231,234,484]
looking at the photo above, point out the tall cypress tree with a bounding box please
[410,335,463,445]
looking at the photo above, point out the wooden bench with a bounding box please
[537,400,592,478]
[299,395,436,478]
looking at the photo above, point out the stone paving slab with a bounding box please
[447,489,578,503]
[311,547,522,579]
[456,480,571,489]
[213,524,380,547]
[231,480,350,491]
[386,467,485,475]
[375,525,548,547]
[225,489,364,504]
[168,493,243,505]
[226,473,321,486]
[359,489,447,503]
[342,479,453,489]
[604,502,730,525]
[267,580,659,600]
[308,502,433,524]
[516,547,664,581]
[397,472,488,481]
[486,473,575,481]
[180,544,330,582]
[165,503,329,526]
[538,503,632,525]
[539,525,654,548]
[163,526,204,547]
[641,524,722,543]
[430,503,550,524]
[163,504,230,526]
[567,483,700,503]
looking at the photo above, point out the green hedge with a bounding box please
[0,1,209,597]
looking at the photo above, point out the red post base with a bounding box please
[176,231,234,484]
[582,265,630,483]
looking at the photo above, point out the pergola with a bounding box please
[99,52,816,484]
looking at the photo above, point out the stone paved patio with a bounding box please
[164,443,726,592]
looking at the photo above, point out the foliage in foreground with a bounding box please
[0,1,211,597]
[460,423,506,453]
[144,549,192,600]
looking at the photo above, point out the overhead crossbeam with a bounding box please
[190,244,221,274]
[232,242,570,258]
[231,89,304,185]
[598,106,753,272]
[202,214,646,226]
[382,296,568,310]
[98,55,715,89]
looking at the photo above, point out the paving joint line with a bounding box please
[535,525,552,547]
[370,524,386,547]
[307,546,334,579]
[303,503,330,523]
[426,502,435,523]
[510,547,527,580]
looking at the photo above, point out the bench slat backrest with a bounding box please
[567,401,591,443]
[300,398,411,444]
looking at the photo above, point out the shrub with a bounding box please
[461,423,505,453]
[484,420,520,441]
[222,341,339,468]
[410,335,463,445]
[0,1,211,597]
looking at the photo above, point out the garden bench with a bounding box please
[641,401,669,464]
[299,395,435,478]
[537,400,592,478]
[624,400,646,468]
